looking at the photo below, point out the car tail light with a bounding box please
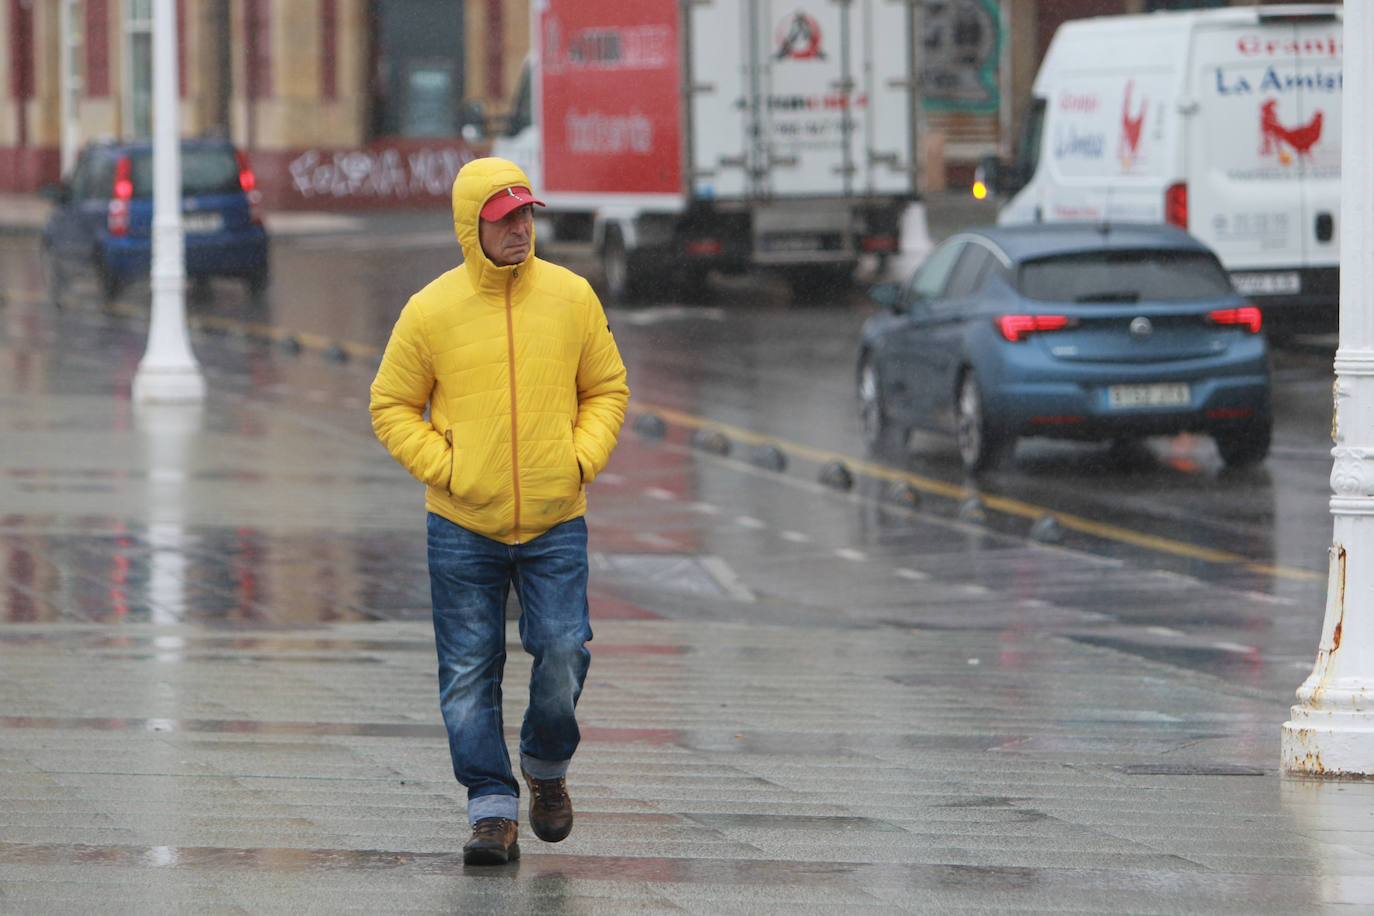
[997,314,1071,342]
[861,235,898,252]
[108,155,133,236]
[1209,306,1263,333]
[1165,182,1187,228]
[235,149,264,225]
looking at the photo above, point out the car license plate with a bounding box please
[1230,271,1300,295]
[1107,383,1191,409]
[182,212,223,234]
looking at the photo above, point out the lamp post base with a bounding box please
[1282,704,1374,779]
[132,365,206,404]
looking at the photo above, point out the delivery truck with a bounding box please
[976,5,1343,332]
[492,0,919,301]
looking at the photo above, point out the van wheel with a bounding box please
[956,371,1012,473]
[672,267,710,302]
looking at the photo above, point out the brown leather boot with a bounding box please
[522,767,574,842]
[462,817,520,865]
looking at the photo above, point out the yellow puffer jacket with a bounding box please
[369,157,629,544]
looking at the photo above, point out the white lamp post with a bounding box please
[59,0,81,176]
[1281,4,1374,777]
[132,0,205,404]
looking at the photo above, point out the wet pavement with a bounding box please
[2,199,1373,914]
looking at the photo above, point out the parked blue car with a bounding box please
[857,223,1271,473]
[40,137,269,303]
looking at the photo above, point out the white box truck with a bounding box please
[978,5,1342,332]
[493,0,919,301]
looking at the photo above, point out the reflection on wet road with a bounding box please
[0,230,1335,686]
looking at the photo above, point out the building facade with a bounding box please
[1,0,527,208]
[0,0,1336,208]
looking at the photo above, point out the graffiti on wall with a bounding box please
[288,145,477,200]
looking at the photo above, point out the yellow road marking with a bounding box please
[635,402,1324,582]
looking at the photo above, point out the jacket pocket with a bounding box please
[567,423,584,486]
[445,430,455,493]
[446,429,500,509]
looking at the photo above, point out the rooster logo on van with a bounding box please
[776,11,825,60]
[1118,80,1146,170]
[1259,100,1323,165]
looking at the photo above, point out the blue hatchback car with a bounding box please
[40,137,269,303]
[857,223,1271,473]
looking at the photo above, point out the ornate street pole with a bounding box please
[132,0,205,404]
[1281,5,1373,777]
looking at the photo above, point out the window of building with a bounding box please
[125,0,153,138]
[369,0,465,138]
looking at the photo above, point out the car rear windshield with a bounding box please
[1017,249,1235,304]
[127,149,242,198]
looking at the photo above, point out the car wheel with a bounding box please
[1215,419,1271,469]
[245,266,269,302]
[956,371,1012,473]
[858,355,907,454]
[98,262,122,304]
[41,244,65,308]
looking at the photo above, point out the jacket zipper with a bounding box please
[506,270,521,542]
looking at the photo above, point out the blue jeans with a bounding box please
[426,513,593,825]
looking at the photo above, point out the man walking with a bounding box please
[370,157,629,865]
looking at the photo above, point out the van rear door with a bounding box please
[998,18,1183,226]
[1185,12,1342,307]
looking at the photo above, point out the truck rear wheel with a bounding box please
[601,227,640,302]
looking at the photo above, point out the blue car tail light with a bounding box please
[1208,306,1263,333]
[109,155,133,236]
[235,149,264,226]
[997,313,1074,342]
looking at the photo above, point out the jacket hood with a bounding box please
[452,157,537,280]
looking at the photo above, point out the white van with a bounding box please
[982,5,1342,332]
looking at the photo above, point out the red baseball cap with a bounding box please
[481,185,545,221]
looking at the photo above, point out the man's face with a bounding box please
[479,204,533,266]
